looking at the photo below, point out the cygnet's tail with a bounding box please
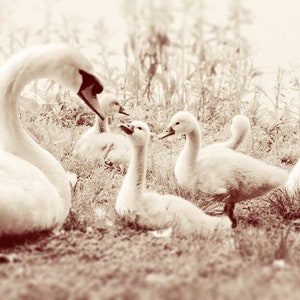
[285,159,300,196]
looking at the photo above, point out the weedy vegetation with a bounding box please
[1,0,300,299]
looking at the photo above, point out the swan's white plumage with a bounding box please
[73,93,130,166]
[116,121,231,236]
[0,44,104,236]
[0,152,64,232]
[161,111,289,227]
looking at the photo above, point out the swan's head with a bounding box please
[77,68,104,120]
[14,44,105,120]
[99,93,129,117]
[159,111,198,139]
[59,46,105,121]
[120,121,150,146]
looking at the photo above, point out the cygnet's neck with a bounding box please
[92,115,110,134]
[222,127,246,150]
[127,143,147,196]
[223,134,242,150]
[116,140,147,214]
[183,125,202,164]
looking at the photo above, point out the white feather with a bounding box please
[161,111,289,226]
[116,121,232,236]
[73,93,130,166]
[0,44,103,236]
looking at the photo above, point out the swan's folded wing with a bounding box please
[0,151,65,235]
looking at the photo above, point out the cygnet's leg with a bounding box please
[223,192,238,228]
[224,201,237,228]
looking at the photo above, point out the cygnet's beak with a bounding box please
[120,124,134,135]
[77,70,105,121]
[158,126,175,139]
[119,105,129,116]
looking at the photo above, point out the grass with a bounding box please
[1,99,300,299]
[2,223,300,300]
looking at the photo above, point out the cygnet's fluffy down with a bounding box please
[160,111,289,228]
[115,121,232,237]
[73,93,131,166]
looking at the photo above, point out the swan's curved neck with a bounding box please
[0,49,67,131]
[0,48,71,208]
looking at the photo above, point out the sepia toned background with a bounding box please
[1,0,300,299]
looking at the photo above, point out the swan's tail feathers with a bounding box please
[285,159,300,197]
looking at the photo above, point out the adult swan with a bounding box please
[0,44,104,236]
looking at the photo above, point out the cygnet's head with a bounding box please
[120,121,151,146]
[99,93,129,117]
[12,44,105,120]
[159,111,198,139]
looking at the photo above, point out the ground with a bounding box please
[1,102,300,300]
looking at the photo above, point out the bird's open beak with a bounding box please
[77,70,105,121]
[78,84,105,121]
[119,105,129,116]
[158,126,175,139]
[120,124,134,135]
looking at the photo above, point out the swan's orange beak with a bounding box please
[158,126,175,139]
[78,70,105,121]
[119,105,129,116]
[120,124,134,135]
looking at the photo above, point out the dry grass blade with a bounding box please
[265,188,300,220]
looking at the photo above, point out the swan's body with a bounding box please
[73,93,130,166]
[160,111,288,227]
[115,121,231,236]
[209,115,251,150]
[0,44,104,236]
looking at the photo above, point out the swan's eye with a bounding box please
[175,122,180,125]
[137,127,142,131]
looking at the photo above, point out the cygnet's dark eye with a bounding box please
[175,122,180,125]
